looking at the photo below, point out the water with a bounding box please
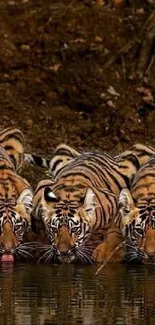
[0,263,155,325]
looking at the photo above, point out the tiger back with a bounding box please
[0,127,25,172]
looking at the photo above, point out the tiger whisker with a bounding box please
[38,245,52,250]
[79,246,94,253]
[21,242,38,245]
[19,244,38,249]
[75,250,87,263]
[125,242,138,249]
[75,249,93,264]
[19,246,35,254]
[18,249,34,259]
[15,247,34,259]
[44,251,55,263]
[81,252,93,264]
[15,250,28,259]
[38,248,54,263]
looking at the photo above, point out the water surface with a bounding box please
[0,263,155,325]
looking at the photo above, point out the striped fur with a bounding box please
[24,142,155,182]
[116,143,155,169]
[0,127,25,172]
[32,149,132,264]
[0,141,33,262]
[24,143,81,176]
[119,155,155,264]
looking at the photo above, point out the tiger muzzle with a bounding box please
[54,227,76,257]
[0,222,17,261]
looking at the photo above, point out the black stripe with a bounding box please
[33,155,49,167]
[52,159,64,172]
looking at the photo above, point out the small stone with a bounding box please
[21,44,30,52]
[136,8,145,15]
[100,93,106,99]
[94,36,103,43]
[106,100,115,108]
[24,119,33,129]
[107,86,120,97]
[41,101,47,105]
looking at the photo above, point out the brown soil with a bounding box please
[1,0,155,186]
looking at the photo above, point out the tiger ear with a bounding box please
[16,189,32,227]
[17,189,33,214]
[119,188,135,226]
[82,188,96,211]
[119,188,134,213]
[44,187,59,203]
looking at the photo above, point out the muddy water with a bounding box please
[0,263,155,325]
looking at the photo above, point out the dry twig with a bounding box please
[95,240,125,276]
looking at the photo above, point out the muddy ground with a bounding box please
[1,0,155,186]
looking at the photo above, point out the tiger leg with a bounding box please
[92,228,124,263]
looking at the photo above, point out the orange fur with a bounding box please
[93,226,124,262]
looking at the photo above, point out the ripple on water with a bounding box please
[0,263,154,325]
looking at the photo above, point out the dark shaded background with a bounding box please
[1,0,155,185]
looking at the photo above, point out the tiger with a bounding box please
[119,154,155,264]
[31,144,142,264]
[0,127,33,262]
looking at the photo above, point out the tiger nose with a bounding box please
[1,242,14,253]
[146,251,155,258]
[55,241,76,254]
[56,244,71,254]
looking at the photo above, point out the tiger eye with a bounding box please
[70,209,75,214]
[55,209,61,214]
[68,212,73,218]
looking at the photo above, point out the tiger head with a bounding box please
[0,188,33,262]
[39,186,100,263]
[119,188,155,264]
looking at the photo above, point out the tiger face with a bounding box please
[119,188,155,264]
[38,186,98,263]
[0,189,33,262]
